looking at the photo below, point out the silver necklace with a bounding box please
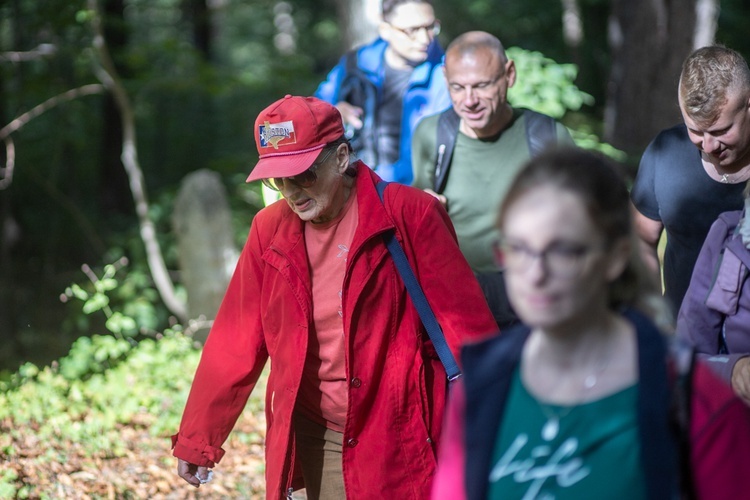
[536,345,613,441]
[539,405,573,441]
[709,160,750,184]
[714,164,731,183]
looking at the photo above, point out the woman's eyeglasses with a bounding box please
[493,239,603,279]
[262,148,335,192]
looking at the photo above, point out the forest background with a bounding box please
[1,0,749,497]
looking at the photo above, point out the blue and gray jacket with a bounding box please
[314,37,450,184]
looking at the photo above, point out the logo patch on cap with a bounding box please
[259,120,297,150]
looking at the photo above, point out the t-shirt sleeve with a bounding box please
[631,136,662,221]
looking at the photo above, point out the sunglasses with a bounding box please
[262,148,335,191]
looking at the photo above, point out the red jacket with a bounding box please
[172,163,497,499]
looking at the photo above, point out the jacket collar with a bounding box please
[261,161,394,273]
[351,161,394,243]
[358,37,444,86]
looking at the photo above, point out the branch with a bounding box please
[0,44,57,62]
[87,0,188,322]
[0,84,105,140]
[0,137,15,190]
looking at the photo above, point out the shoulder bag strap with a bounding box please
[523,109,558,157]
[433,107,461,194]
[670,338,696,500]
[376,181,461,381]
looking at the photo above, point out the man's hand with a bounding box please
[423,188,448,209]
[336,101,363,130]
[731,357,750,406]
[177,458,212,488]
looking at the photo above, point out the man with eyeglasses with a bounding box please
[314,0,450,185]
[172,95,497,499]
[412,31,572,329]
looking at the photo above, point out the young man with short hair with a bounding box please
[631,45,750,316]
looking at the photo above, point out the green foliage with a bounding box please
[0,331,201,487]
[507,47,622,159]
[0,469,19,499]
[61,259,153,339]
[507,46,594,119]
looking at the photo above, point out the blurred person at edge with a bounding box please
[431,146,750,500]
[171,95,497,499]
[677,179,750,406]
[313,0,450,185]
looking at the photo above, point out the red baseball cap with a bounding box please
[246,95,345,183]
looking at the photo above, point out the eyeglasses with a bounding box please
[389,20,441,39]
[262,148,335,191]
[493,239,603,279]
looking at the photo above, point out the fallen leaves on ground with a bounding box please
[2,410,268,499]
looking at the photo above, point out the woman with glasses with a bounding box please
[431,147,750,500]
[172,95,497,499]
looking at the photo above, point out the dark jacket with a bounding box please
[460,309,677,500]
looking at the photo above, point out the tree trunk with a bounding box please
[604,0,712,156]
[100,0,132,215]
[334,0,380,50]
[0,0,24,368]
[89,0,188,321]
[183,0,213,61]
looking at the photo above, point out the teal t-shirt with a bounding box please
[487,369,646,500]
[411,109,573,273]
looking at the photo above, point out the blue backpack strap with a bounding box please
[376,181,461,381]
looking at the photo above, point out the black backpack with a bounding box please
[432,107,558,193]
[338,50,379,167]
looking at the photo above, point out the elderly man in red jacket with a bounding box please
[171,95,497,499]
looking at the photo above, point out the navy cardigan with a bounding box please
[461,308,678,500]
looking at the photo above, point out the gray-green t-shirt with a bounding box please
[411,109,572,273]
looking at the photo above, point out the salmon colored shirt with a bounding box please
[297,187,359,432]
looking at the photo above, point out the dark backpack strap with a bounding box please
[433,107,461,194]
[339,50,378,166]
[433,108,556,193]
[376,181,462,381]
[523,108,558,157]
[670,339,697,500]
[344,49,357,74]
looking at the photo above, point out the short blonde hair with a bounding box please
[679,45,750,126]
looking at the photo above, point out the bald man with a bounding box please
[412,31,573,329]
